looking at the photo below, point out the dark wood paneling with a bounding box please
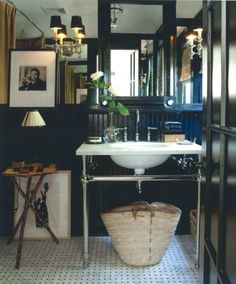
[88,108,202,143]
[0,105,87,236]
[0,105,202,237]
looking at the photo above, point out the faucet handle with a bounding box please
[117,127,128,142]
[147,127,159,142]
[136,109,140,123]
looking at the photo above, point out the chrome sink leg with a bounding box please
[82,155,89,267]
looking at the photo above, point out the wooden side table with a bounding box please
[3,165,59,269]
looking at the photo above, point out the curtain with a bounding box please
[0,2,16,104]
[65,63,75,104]
[180,47,191,82]
[16,35,45,49]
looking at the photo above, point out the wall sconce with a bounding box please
[164,96,176,108]
[186,28,203,59]
[50,15,86,58]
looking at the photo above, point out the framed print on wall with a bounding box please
[9,49,57,107]
[14,171,71,240]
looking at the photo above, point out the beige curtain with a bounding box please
[180,47,191,82]
[16,35,45,49]
[0,2,16,104]
[65,63,75,104]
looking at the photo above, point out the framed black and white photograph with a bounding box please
[9,50,57,107]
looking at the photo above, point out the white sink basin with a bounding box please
[76,140,202,175]
[109,142,170,174]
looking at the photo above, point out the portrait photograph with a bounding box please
[9,50,57,107]
[19,66,47,91]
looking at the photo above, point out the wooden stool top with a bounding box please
[3,163,57,177]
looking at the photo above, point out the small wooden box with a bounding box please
[163,133,185,142]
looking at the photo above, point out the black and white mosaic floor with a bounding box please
[0,235,199,284]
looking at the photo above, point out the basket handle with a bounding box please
[132,201,155,218]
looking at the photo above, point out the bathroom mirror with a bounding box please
[175,24,202,105]
[109,2,163,97]
[59,44,89,104]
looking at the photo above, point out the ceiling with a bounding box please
[9,0,202,39]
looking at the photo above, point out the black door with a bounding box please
[201,1,236,283]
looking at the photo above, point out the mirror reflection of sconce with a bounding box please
[164,96,176,108]
[110,4,123,30]
[186,28,203,59]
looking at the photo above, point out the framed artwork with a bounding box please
[14,171,71,240]
[76,88,87,104]
[9,49,57,107]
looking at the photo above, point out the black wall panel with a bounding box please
[0,105,202,236]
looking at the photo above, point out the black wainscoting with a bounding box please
[0,105,202,236]
[0,105,87,236]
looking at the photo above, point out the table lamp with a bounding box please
[21,110,46,162]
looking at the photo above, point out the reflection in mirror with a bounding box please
[64,63,87,104]
[176,23,202,104]
[156,40,164,97]
[110,4,162,34]
[59,44,88,104]
[111,40,155,97]
[110,3,162,97]
[111,49,139,97]
[110,38,159,97]
[140,40,153,97]
[62,44,88,104]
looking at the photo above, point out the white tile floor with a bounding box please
[0,235,199,284]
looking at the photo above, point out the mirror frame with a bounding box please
[97,0,176,106]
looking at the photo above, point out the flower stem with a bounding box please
[108,111,114,127]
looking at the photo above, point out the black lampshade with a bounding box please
[50,15,62,29]
[71,16,83,30]
[57,24,67,37]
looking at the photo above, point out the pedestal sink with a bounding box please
[109,142,170,174]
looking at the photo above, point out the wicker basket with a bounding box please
[101,201,181,266]
[189,209,197,241]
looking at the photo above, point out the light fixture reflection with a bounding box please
[186,28,203,59]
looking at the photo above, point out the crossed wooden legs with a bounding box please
[8,175,59,269]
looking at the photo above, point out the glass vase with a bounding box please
[103,111,120,143]
[88,88,99,109]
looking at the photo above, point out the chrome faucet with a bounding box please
[135,109,140,142]
[147,127,159,142]
[117,127,128,142]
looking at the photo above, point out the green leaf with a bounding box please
[100,95,113,101]
[117,102,130,116]
[108,100,116,111]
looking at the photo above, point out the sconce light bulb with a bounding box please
[193,28,203,40]
[73,28,79,39]
[52,28,59,38]
[186,34,197,46]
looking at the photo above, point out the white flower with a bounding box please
[90,71,104,81]
[108,84,117,95]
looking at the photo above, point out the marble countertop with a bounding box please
[76,141,202,156]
